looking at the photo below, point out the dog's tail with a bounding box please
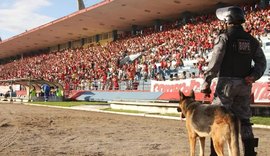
[230,114,240,156]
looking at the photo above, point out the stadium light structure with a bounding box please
[77,0,85,10]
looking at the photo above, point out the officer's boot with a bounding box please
[209,139,218,156]
[242,138,258,156]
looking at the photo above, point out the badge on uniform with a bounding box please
[237,39,251,54]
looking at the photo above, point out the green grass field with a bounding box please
[99,108,270,126]
[251,116,270,126]
[31,101,108,107]
[32,102,270,126]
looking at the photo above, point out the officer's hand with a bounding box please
[245,76,255,85]
[200,82,211,97]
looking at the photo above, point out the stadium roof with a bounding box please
[0,0,244,59]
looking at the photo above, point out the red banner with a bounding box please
[151,77,270,104]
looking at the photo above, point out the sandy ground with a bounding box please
[0,103,269,156]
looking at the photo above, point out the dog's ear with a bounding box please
[179,90,185,101]
[189,90,195,99]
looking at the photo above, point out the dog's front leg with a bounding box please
[198,137,205,156]
[188,133,197,156]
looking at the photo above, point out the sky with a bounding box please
[0,0,103,40]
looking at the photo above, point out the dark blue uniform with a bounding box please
[41,84,50,102]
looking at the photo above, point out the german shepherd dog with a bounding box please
[177,90,240,156]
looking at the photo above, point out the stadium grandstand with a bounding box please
[0,0,269,107]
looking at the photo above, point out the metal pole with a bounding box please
[28,77,31,102]
[10,80,13,103]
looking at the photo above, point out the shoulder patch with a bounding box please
[214,34,227,45]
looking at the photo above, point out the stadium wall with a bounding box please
[70,77,269,104]
[72,91,163,101]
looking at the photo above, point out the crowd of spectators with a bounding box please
[0,3,269,91]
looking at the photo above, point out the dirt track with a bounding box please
[0,103,269,156]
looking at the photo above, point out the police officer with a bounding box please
[201,6,267,156]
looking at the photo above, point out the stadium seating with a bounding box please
[0,4,269,91]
